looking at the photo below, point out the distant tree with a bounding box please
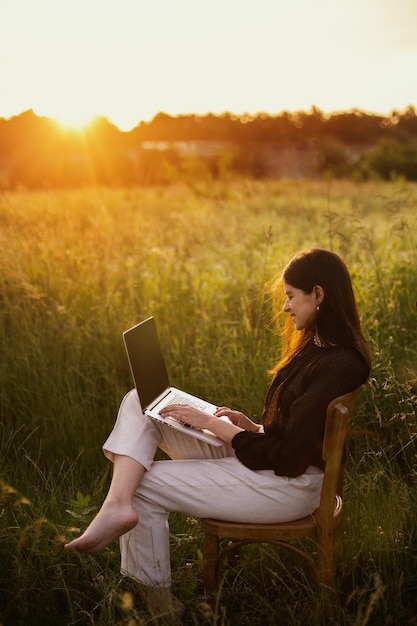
[291,106,324,141]
[323,109,385,145]
[316,137,350,176]
[361,137,417,180]
[389,106,417,141]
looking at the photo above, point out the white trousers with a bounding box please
[103,389,323,588]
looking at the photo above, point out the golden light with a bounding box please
[51,110,97,133]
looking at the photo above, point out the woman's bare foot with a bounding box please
[64,500,138,554]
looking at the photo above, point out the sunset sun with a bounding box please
[52,110,97,132]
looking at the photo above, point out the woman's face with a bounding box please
[283,281,319,330]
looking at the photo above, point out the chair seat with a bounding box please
[202,514,319,540]
[202,494,343,541]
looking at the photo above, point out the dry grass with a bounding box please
[1,178,417,624]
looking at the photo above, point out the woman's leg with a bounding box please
[65,389,230,555]
[64,454,145,554]
[120,457,323,588]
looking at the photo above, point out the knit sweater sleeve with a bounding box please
[231,347,369,477]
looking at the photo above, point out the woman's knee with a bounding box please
[119,389,143,415]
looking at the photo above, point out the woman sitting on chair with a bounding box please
[65,248,371,620]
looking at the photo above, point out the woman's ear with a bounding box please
[314,285,325,305]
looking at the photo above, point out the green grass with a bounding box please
[1,178,417,625]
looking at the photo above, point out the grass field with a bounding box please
[1,178,417,625]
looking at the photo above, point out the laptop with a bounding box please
[123,317,224,446]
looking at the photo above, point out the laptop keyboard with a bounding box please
[163,392,206,411]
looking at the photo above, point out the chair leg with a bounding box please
[203,530,220,601]
[317,534,337,603]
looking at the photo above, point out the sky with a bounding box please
[1,0,416,131]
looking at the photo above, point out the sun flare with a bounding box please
[52,111,97,132]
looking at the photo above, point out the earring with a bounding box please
[316,304,320,311]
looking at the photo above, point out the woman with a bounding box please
[65,248,370,619]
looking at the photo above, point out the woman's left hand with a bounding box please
[159,404,210,430]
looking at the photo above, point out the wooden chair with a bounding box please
[201,390,359,604]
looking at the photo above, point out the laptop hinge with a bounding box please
[147,389,171,411]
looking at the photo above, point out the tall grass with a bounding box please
[1,179,417,624]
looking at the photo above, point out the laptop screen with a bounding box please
[123,317,170,410]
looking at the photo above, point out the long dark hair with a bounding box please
[271,248,371,374]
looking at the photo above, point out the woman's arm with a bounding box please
[214,406,262,432]
[159,404,246,444]
[159,404,261,443]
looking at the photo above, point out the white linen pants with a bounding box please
[103,389,323,588]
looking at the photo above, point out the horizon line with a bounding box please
[1,103,416,133]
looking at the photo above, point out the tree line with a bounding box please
[0,106,417,188]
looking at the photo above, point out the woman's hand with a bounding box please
[159,404,210,430]
[159,403,261,444]
[214,407,262,433]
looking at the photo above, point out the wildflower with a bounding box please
[120,591,134,611]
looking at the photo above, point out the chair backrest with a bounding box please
[316,390,359,533]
